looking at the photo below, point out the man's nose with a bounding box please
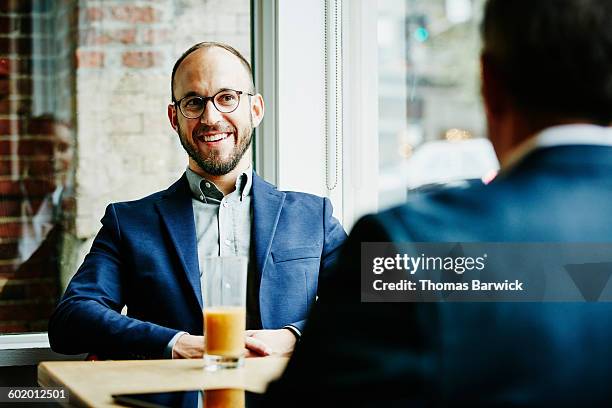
[199,99,222,125]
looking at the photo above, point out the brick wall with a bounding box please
[0,0,77,333]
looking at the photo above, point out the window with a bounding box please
[263,0,499,229]
[377,0,498,209]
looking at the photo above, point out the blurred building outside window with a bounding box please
[377,0,498,209]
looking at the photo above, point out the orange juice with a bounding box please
[203,389,245,408]
[204,306,246,357]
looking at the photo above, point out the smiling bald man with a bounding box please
[49,42,346,360]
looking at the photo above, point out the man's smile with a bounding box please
[195,132,233,144]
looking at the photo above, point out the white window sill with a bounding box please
[0,333,85,366]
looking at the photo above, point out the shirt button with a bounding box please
[205,182,211,188]
[199,195,204,201]
[224,239,232,246]
[222,202,229,208]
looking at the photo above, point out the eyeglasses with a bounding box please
[174,89,253,119]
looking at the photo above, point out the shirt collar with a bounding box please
[502,124,612,170]
[185,166,253,203]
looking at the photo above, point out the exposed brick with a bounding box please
[0,222,23,238]
[11,77,33,95]
[0,37,32,55]
[0,98,30,115]
[0,179,55,196]
[0,242,18,259]
[0,98,12,115]
[0,199,21,217]
[0,140,15,155]
[1,57,31,75]
[76,50,105,68]
[0,300,55,321]
[84,6,105,22]
[0,198,45,217]
[26,117,57,135]
[0,280,57,301]
[122,51,160,69]
[142,28,171,45]
[0,117,55,135]
[0,160,11,176]
[61,196,76,213]
[0,0,33,13]
[80,28,137,46]
[0,140,55,156]
[0,282,26,300]
[0,323,28,333]
[0,119,20,134]
[0,16,32,35]
[27,281,58,298]
[110,5,159,24]
[0,262,51,278]
[22,159,55,176]
[0,262,17,275]
[0,57,10,76]
[0,158,54,177]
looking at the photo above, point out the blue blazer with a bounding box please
[267,145,612,406]
[49,172,346,359]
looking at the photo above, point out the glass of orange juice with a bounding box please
[203,389,245,408]
[201,256,248,370]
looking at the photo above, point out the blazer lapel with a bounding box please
[155,174,202,309]
[252,173,286,277]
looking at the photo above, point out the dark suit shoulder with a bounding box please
[374,181,497,242]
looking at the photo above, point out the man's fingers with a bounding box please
[245,330,256,337]
[245,336,271,356]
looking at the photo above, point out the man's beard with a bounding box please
[177,120,253,176]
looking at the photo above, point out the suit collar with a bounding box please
[154,172,285,310]
[156,174,202,309]
[185,166,253,203]
[502,124,612,171]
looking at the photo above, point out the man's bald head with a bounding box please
[170,42,255,102]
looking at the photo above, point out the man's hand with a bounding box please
[172,330,297,359]
[172,334,204,359]
[244,329,297,357]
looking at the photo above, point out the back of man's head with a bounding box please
[482,0,612,124]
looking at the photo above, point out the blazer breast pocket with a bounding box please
[271,245,321,263]
[270,245,321,313]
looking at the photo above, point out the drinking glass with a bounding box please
[201,256,248,370]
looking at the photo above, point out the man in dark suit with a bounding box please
[266,0,612,405]
[48,42,346,360]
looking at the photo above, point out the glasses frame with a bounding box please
[174,89,254,119]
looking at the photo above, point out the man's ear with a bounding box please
[481,53,510,119]
[250,94,265,128]
[168,104,179,131]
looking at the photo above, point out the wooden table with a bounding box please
[38,357,288,407]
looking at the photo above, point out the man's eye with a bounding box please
[185,98,204,108]
[218,93,237,104]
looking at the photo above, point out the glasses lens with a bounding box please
[180,96,205,118]
[214,90,240,113]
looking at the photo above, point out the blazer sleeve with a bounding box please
[48,204,180,360]
[288,197,347,333]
